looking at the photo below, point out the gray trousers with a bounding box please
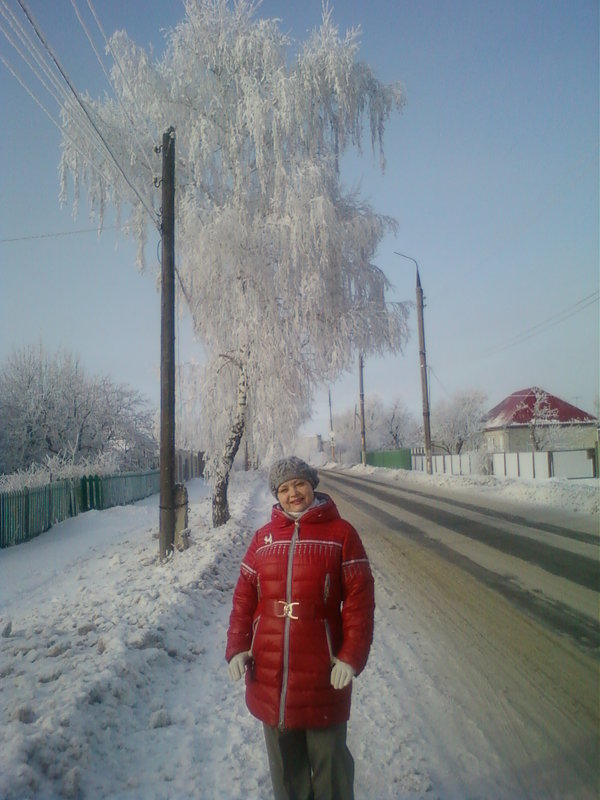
[263,722,354,800]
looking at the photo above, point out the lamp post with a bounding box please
[359,354,367,465]
[394,252,433,475]
[328,388,336,461]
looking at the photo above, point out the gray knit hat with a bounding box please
[269,456,319,497]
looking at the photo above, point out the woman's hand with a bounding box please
[330,657,355,690]
[227,651,251,682]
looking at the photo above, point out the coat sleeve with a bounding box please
[225,534,259,662]
[336,524,375,675]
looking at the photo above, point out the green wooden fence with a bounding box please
[0,470,159,549]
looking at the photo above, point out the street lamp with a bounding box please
[359,354,367,465]
[394,252,433,475]
[328,388,336,461]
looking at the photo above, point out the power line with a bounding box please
[16,0,159,227]
[495,290,598,346]
[428,366,450,399]
[0,4,135,196]
[0,2,129,197]
[0,42,145,223]
[0,1,68,106]
[70,0,155,176]
[480,290,599,357]
[1,0,160,230]
[0,224,125,244]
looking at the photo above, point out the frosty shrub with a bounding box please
[0,344,157,477]
[0,453,119,493]
[431,390,488,455]
[332,395,421,464]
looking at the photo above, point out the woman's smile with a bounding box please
[277,478,315,513]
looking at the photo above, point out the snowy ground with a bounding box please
[0,466,597,800]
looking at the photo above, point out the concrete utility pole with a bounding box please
[159,127,176,560]
[415,267,433,474]
[395,252,433,474]
[328,388,336,461]
[359,354,367,466]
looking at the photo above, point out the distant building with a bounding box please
[293,434,326,465]
[482,387,598,452]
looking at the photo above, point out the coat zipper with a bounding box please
[324,619,334,662]
[322,573,333,661]
[323,573,330,605]
[249,615,261,657]
[278,519,299,729]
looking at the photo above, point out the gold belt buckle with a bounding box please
[277,601,299,620]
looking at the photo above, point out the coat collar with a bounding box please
[271,492,338,528]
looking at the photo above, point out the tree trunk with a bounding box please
[212,364,248,527]
[530,426,540,452]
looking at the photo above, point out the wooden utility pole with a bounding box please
[416,268,433,474]
[159,127,176,560]
[359,354,367,466]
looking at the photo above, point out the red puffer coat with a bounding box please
[226,493,375,730]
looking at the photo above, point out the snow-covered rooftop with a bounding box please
[483,387,598,429]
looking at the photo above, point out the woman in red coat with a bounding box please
[226,456,375,800]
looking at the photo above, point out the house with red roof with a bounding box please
[482,387,598,453]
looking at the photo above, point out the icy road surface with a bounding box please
[320,469,599,800]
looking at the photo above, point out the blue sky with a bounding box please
[1,0,598,440]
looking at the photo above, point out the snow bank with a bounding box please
[0,476,275,800]
[323,462,600,516]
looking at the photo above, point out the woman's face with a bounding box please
[277,478,315,514]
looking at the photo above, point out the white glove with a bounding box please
[227,651,251,682]
[330,657,355,690]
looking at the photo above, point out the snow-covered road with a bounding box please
[321,470,598,799]
[0,467,598,799]
[321,469,599,647]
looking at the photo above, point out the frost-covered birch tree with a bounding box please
[59,0,409,525]
[431,389,487,455]
[516,387,567,451]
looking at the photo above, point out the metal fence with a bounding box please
[411,450,491,476]
[491,448,596,480]
[366,449,412,470]
[0,470,159,549]
[410,447,597,480]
